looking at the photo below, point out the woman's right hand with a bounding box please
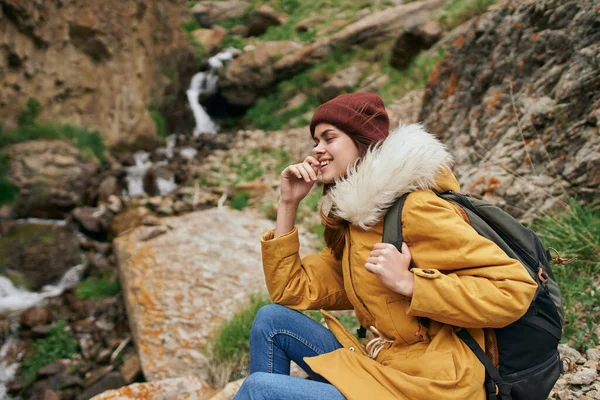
[279,156,321,205]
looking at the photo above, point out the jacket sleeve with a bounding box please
[403,192,538,328]
[260,227,353,311]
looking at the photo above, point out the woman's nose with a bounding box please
[313,142,324,155]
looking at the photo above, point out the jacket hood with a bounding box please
[321,124,457,229]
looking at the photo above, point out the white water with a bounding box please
[0,264,86,399]
[0,264,86,314]
[124,151,152,197]
[187,49,236,136]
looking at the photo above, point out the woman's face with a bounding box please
[312,123,361,184]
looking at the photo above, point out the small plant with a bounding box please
[0,153,18,204]
[75,276,121,300]
[230,191,251,210]
[20,320,79,385]
[17,98,42,127]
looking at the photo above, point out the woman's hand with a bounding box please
[365,243,414,297]
[279,156,321,205]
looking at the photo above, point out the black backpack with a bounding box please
[381,190,564,400]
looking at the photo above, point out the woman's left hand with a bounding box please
[365,242,414,297]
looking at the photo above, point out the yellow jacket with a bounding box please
[260,125,538,400]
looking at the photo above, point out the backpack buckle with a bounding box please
[537,267,549,284]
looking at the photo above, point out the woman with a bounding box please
[233,93,538,400]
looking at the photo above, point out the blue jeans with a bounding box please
[233,304,347,400]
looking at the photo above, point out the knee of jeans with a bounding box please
[250,304,285,341]
[240,372,272,394]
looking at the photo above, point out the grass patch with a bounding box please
[435,0,499,31]
[75,276,121,300]
[532,200,600,350]
[209,293,272,384]
[20,320,79,385]
[181,20,209,64]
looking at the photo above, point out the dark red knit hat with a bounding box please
[310,92,390,144]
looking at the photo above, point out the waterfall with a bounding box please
[124,151,152,197]
[187,49,237,136]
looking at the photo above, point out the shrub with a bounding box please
[20,320,79,385]
[147,102,167,138]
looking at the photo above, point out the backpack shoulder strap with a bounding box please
[382,193,410,253]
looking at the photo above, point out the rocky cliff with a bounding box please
[420,0,600,219]
[0,0,194,147]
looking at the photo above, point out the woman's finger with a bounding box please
[295,163,311,182]
[365,262,381,274]
[286,165,303,179]
[304,155,321,167]
[302,161,317,180]
[401,242,411,256]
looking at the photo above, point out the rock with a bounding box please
[190,1,252,28]
[357,73,389,93]
[586,349,600,362]
[45,372,84,390]
[220,40,303,106]
[295,16,326,32]
[387,89,425,128]
[1,223,82,291]
[38,359,70,377]
[109,207,153,237]
[142,215,162,226]
[247,5,286,37]
[559,344,584,364]
[97,176,121,204]
[221,0,446,106]
[209,378,245,400]
[85,366,114,387]
[191,27,227,54]
[71,205,113,240]
[571,369,597,386]
[157,197,174,216]
[120,354,142,384]
[420,0,600,219]
[137,225,169,242]
[229,24,249,37]
[390,20,443,70]
[113,208,318,381]
[318,63,368,102]
[4,140,99,218]
[90,376,215,400]
[0,2,194,147]
[77,372,125,400]
[20,307,53,328]
[32,389,61,400]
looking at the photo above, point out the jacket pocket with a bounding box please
[386,299,422,346]
[388,349,458,382]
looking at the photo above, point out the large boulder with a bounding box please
[246,5,287,37]
[420,0,600,219]
[0,1,194,147]
[113,207,318,381]
[318,63,368,102]
[90,376,215,400]
[220,0,447,106]
[4,140,99,218]
[220,41,303,106]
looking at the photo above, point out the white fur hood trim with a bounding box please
[321,124,453,229]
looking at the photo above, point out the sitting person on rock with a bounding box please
[233,92,538,400]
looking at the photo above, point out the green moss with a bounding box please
[75,276,121,300]
[20,320,79,385]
